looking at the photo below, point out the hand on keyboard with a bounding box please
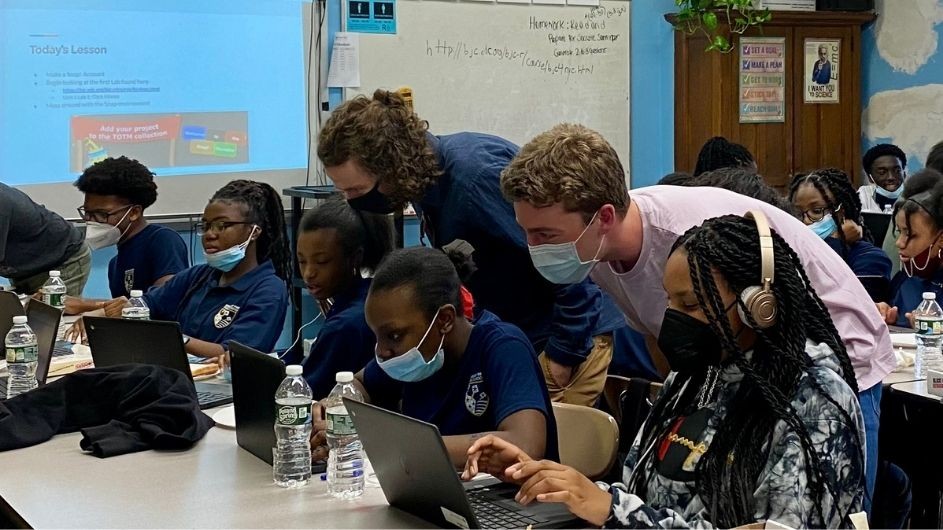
[64,318,88,345]
[463,435,532,483]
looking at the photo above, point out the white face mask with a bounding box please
[84,208,133,250]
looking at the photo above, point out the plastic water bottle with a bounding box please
[325,371,365,499]
[121,290,150,320]
[41,271,67,309]
[273,365,313,488]
[914,292,943,378]
[5,316,38,398]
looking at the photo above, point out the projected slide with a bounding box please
[0,0,308,186]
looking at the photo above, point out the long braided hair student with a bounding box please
[788,168,873,246]
[627,214,862,528]
[210,179,293,291]
[788,169,893,302]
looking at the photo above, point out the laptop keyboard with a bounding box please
[197,389,230,405]
[467,488,543,529]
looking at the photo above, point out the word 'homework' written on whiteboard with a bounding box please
[347,0,631,183]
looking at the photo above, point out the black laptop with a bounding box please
[862,211,893,243]
[346,399,581,529]
[0,299,60,397]
[229,341,285,465]
[0,290,26,341]
[84,317,232,409]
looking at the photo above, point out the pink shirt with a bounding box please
[590,185,894,390]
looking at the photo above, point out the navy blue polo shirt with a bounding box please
[142,260,288,353]
[109,224,189,298]
[363,311,559,461]
[890,267,943,327]
[300,277,375,399]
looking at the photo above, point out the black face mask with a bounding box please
[657,308,724,374]
[346,181,395,215]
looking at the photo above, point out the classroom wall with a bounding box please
[860,0,943,180]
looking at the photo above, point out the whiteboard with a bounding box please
[347,0,631,183]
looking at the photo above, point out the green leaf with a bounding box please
[702,12,718,30]
[713,35,729,49]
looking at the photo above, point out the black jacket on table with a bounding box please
[0,364,213,457]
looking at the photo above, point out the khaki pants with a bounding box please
[11,244,91,297]
[539,334,613,407]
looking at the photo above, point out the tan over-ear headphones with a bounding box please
[738,210,778,329]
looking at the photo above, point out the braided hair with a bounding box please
[628,215,861,528]
[210,180,291,290]
[693,137,756,176]
[788,168,872,254]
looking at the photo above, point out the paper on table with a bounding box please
[327,32,361,88]
[891,333,917,349]
[566,0,599,6]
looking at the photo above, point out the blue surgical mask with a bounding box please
[528,212,603,284]
[809,214,837,239]
[875,185,903,200]
[204,225,258,272]
[376,310,445,382]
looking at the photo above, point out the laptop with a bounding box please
[0,299,60,397]
[84,317,232,409]
[346,399,581,529]
[229,341,285,465]
[862,211,892,243]
[0,290,26,341]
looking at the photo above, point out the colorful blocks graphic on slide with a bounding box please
[182,126,207,141]
[213,142,238,157]
[207,129,227,142]
[225,131,247,145]
[189,140,214,155]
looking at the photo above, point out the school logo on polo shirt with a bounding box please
[213,304,240,329]
[464,372,489,417]
[124,269,135,295]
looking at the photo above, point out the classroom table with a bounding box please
[880,378,943,527]
[0,411,429,529]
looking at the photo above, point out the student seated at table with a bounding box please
[789,168,892,302]
[287,197,393,398]
[859,143,908,213]
[880,169,943,326]
[464,213,865,529]
[65,156,189,315]
[72,180,290,357]
[310,246,558,468]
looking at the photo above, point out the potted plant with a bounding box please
[671,0,773,52]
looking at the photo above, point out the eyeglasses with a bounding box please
[77,205,134,224]
[799,204,841,223]
[194,220,253,236]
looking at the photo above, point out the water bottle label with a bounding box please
[917,318,943,335]
[276,404,311,426]
[6,344,38,363]
[326,412,357,436]
[43,292,63,308]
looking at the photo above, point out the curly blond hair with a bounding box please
[500,123,628,220]
[317,89,442,208]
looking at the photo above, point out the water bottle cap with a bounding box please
[336,371,354,383]
[286,365,303,376]
[12,315,27,325]
[924,292,937,300]
[49,271,60,277]
[130,290,143,298]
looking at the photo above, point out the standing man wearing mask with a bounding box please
[316,89,624,406]
[65,156,188,315]
[859,144,908,213]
